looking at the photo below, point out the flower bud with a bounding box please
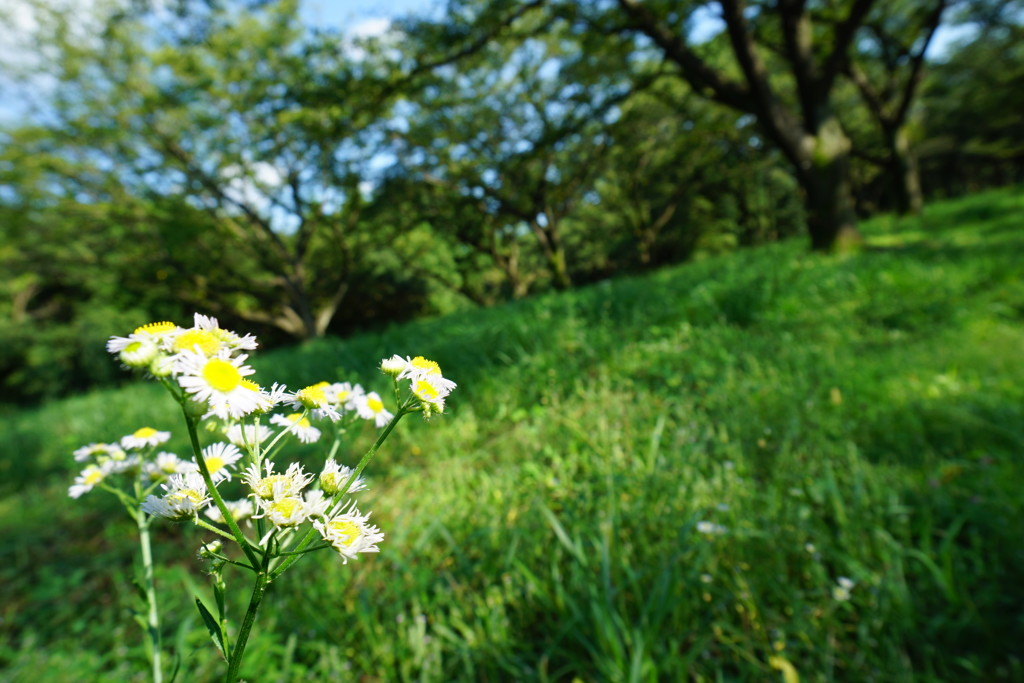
[380,354,407,377]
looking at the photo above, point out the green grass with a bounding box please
[2,187,1023,681]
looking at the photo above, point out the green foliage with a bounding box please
[2,188,1022,680]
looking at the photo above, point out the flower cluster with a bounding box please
[74,313,457,565]
[67,312,459,679]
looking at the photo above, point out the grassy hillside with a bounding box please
[2,187,1023,681]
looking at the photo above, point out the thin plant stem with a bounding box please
[136,509,163,683]
[195,518,244,542]
[224,548,272,683]
[182,413,261,569]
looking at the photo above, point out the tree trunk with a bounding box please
[887,125,924,215]
[799,118,862,251]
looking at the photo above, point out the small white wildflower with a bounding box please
[355,391,393,427]
[696,521,727,536]
[313,503,384,563]
[73,442,125,463]
[319,458,367,496]
[146,451,196,478]
[121,427,171,450]
[205,498,256,525]
[224,423,274,449]
[106,321,180,356]
[397,356,457,395]
[198,442,243,483]
[119,337,159,368]
[270,413,322,443]
[288,383,342,422]
[242,461,314,500]
[832,576,856,602]
[255,490,330,530]
[68,464,107,498]
[175,350,262,420]
[141,472,209,521]
[323,381,365,412]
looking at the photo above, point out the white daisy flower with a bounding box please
[146,451,196,478]
[833,576,856,602]
[175,350,262,420]
[141,472,209,521]
[410,378,449,414]
[288,384,341,422]
[198,442,243,483]
[205,498,256,525]
[696,521,727,536]
[191,313,259,352]
[73,442,126,463]
[106,321,180,355]
[397,356,457,395]
[121,427,171,450]
[313,503,384,563]
[68,464,108,498]
[104,455,142,475]
[224,423,274,449]
[323,381,365,412]
[242,461,314,500]
[355,391,393,427]
[255,490,330,529]
[119,337,159,368]
[319,458,367,496]
[168,326,225,358]
[270,413,322,444]
[251,382,290,413]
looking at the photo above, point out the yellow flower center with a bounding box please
[270,498,302,521]
[366,397,384,413]
[202,359,242,393]
[410,356,441,375]
[255,474,290,498]
[133,427,158,439]
[413,381,439,401]
[285,413,311,428]
[336,390,350,402]
[296,385,328,408]
[83,468,104,485]
[174,329,222,356]
[169,489,204,505]
[240,378,260,391]
[321,472,339,493]
[328,519,361,547]
[134,321,177,336]
[206,457,224,473]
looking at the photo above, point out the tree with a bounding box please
[843,0,949,214]
[597,0,887,251]
[8,0,397,340]
[392,15,643,290]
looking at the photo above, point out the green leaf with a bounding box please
[195,598,227,660]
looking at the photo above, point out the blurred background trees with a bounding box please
[1,0,1021,402]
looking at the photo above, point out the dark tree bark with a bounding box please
[615,0,878,251]
[844,0,947,215]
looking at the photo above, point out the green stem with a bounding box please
[224,552,271,683]
[182,414,261,569]
[269,408,408,580]
[195,518,244,542]
[136,510,163,683]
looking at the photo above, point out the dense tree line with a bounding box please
[1,0,1020,402]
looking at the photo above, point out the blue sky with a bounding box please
[0,0,976,126]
